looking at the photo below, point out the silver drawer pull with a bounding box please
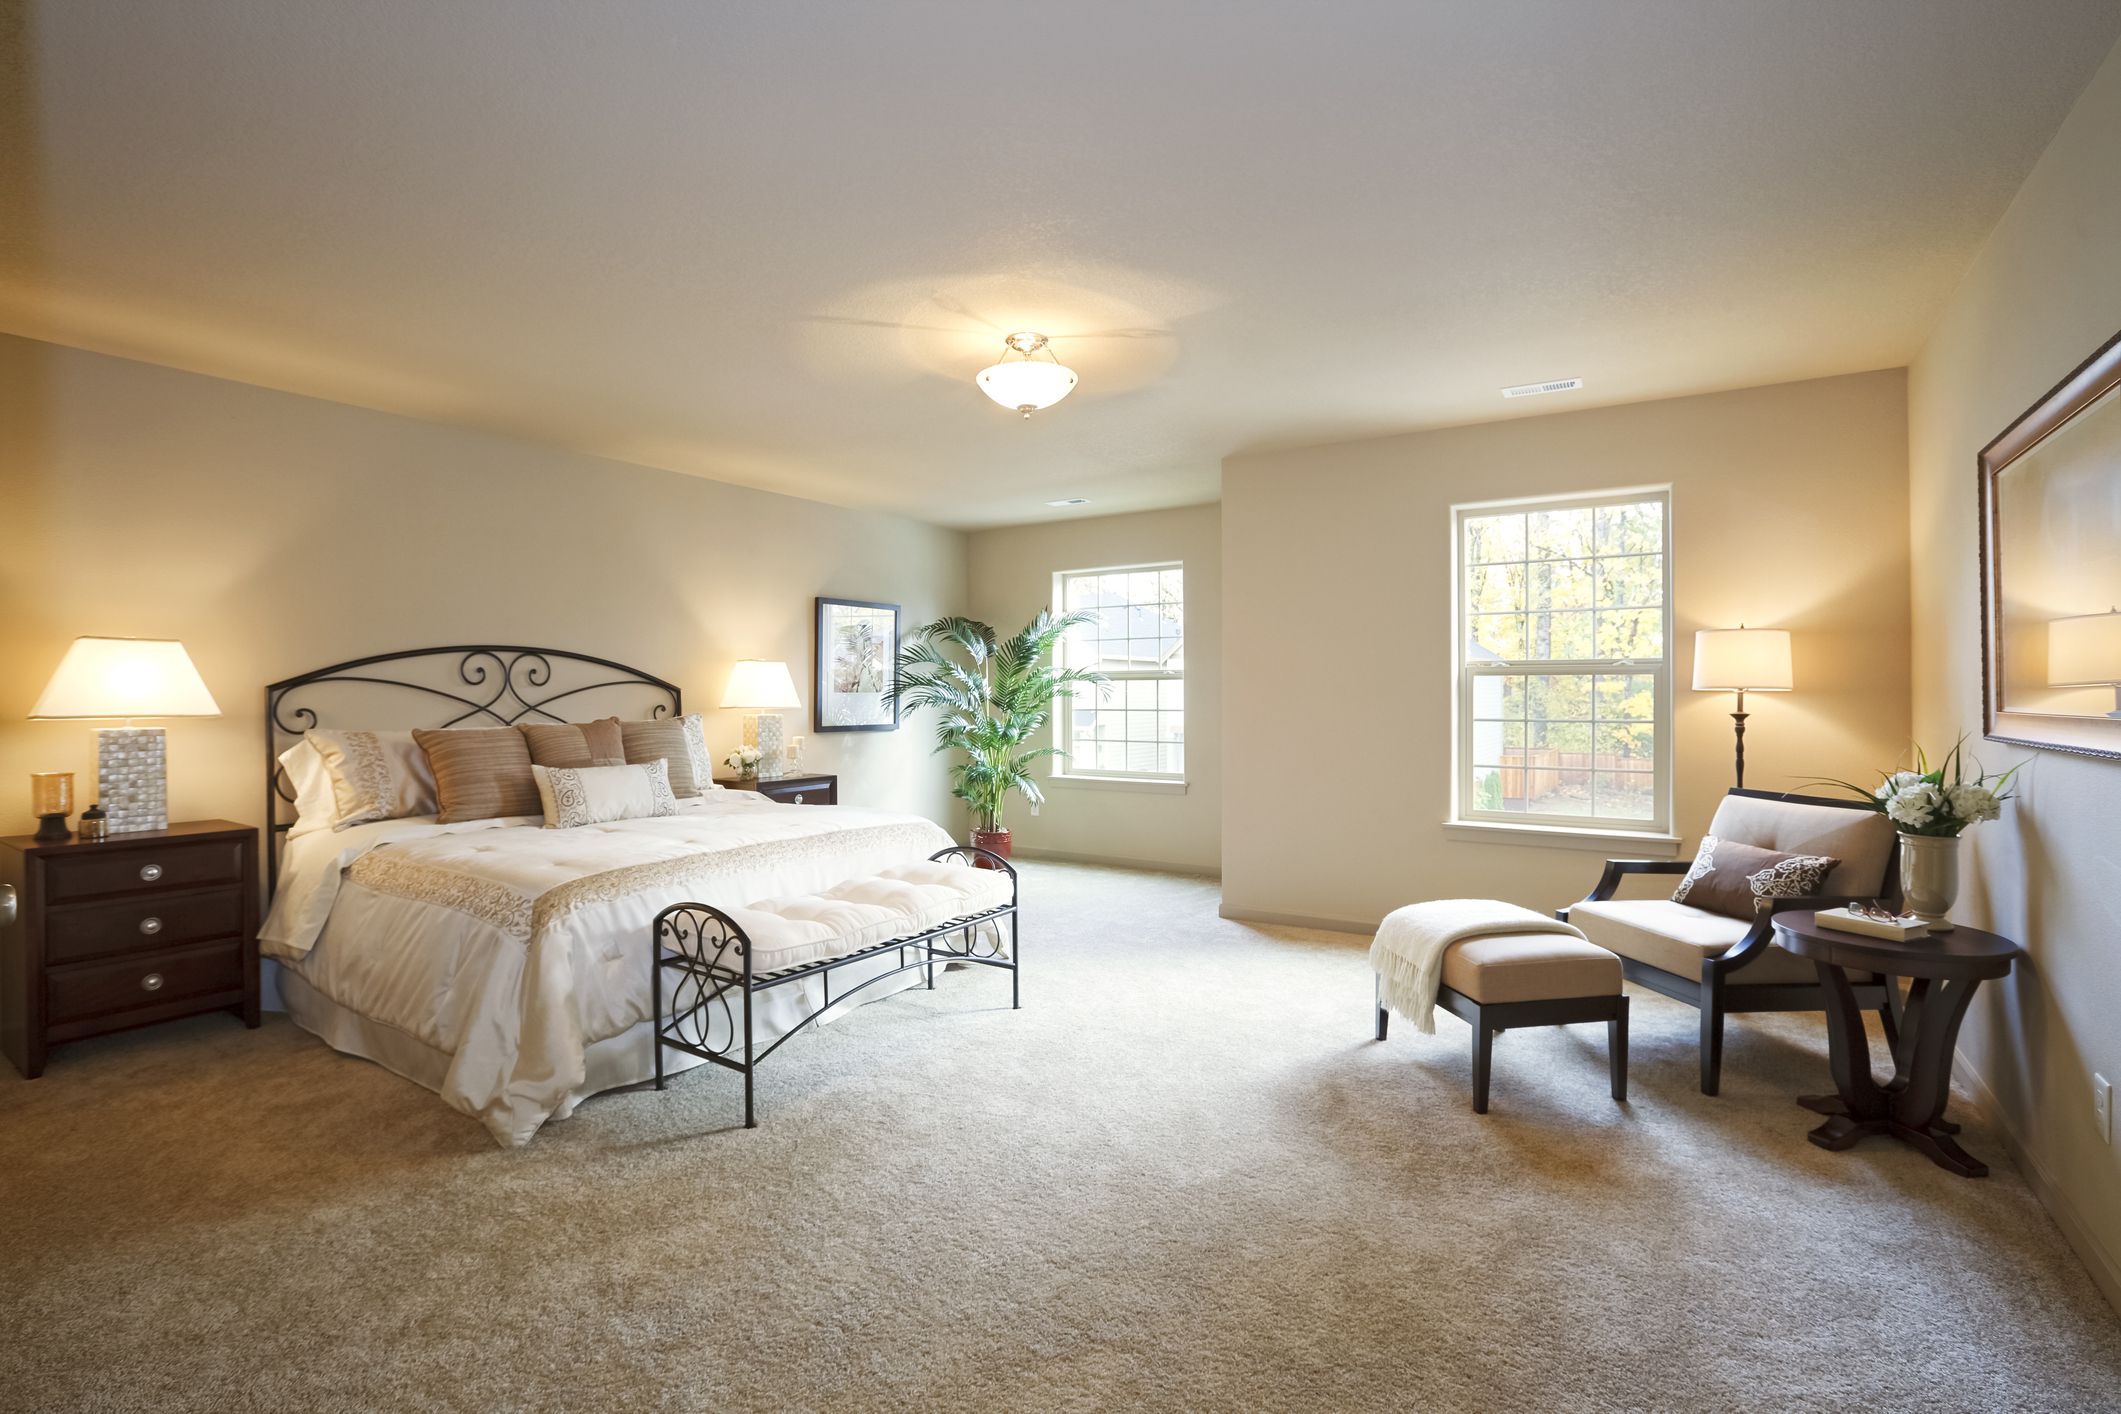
[139,916,163,936]
[791,793,806,805]
[0,884,14,927]
[139,863,163,883]
[140,972,165,993]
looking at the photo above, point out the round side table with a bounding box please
[1773,910,2023,1178]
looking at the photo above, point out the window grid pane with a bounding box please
[1060,564,1185,779]
[1459,493,1667,827]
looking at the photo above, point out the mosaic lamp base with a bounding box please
[97,726,169,834]
[743,712,789,780]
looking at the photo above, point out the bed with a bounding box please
[259,645,961,1146]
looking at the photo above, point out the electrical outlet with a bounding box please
[2097,1074,2113,1144]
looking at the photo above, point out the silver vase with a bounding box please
[1899,833,1959,932]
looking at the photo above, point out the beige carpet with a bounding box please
[2,862,2116,1413]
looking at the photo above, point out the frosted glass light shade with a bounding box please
[720,660,802,710]
[976,358,1077,415]
[30,637,222,719]
[2048,609,2121,685]
[1692,628,1792,692]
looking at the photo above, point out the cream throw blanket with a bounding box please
[1369,898,1588,1035]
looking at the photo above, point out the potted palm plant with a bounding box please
[886,611,1107,859]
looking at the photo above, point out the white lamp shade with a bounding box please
[29,637,222,719]
[2049,609,2121,686]
[720,660,802,710]
[976,358,1077,414]
[1692,628,1793,692]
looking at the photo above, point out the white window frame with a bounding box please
[1052,560,1186,785]
[1450,486,1674,838]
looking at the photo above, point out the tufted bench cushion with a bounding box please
[1442,932,1623,1004]
[676,860,1014,974]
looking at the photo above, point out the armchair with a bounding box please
[1560,788,1901,1096]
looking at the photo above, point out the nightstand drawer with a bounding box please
[45,840,246,904]
[46,941,245,1026]
[46,888,244,965]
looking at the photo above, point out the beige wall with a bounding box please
[0,336,967,839]
[1221,370,1911,928]
[966,504,1220,874]
[1908,39,2121,1306]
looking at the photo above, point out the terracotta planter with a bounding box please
[969,828,1012,867]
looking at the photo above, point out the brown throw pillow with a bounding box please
[413,727,541,823]
[518,717,626,770]
[618,719,701,797]
[1671,835,1840,920]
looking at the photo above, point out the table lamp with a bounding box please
[1693,626,1792,789]
[2048,607,2121,717]
[720,660,802,780]
[29,637,222,834]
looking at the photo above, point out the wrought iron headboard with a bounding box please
[264,645,681,895]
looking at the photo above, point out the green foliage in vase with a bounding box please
[1808,738,2019,838]
[886,612,1109,834]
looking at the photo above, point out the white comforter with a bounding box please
[261,793,957,1146]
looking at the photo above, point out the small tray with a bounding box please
[1814,906,1929,941]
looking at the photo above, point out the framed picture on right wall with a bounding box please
[1979,325,2121,760]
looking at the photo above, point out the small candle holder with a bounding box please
[31,772,74,843]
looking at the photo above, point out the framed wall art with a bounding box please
[815,597,900,732]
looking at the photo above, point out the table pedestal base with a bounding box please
[1805,966,1990,1178]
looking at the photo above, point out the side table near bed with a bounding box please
[1,820,259,1079]
[1773,909,2022,1178]
[715,773,837,806]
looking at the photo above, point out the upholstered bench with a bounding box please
[1374,931,1628,1114]
[651,846,1019,1127]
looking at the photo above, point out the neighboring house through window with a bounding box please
[1455,490,1672,833]
[1055,563,1184,780]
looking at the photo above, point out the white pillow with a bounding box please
[678,713,722,790]
[532,760,678,829]
[276,739,338,839]
[306,729,440,830]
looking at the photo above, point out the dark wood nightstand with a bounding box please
[1,819,259,1078]
[713,773,838,806]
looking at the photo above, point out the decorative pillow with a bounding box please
[678,713,720,790]
[518,717,626,769]
[1672,835,1840,920]
[412,727,541,824]
[276,739,339,839]
[531,761,679,829]
[618,718,702,797]
[304,729,439,831]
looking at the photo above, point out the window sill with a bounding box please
[1045,775,1189,795]
[1443,819,1683,856]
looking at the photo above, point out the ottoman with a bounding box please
[1374,932,1629,1113]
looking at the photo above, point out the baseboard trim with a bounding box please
[1216,903,1374,936]
[1009,847,1220,879]
[1953,1050,2121,1318]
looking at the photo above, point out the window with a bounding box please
[1455,490,1671,833]
[1055,562,1184,780]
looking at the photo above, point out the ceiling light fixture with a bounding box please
[977,331,1078,418]
[1045,497,1091,507]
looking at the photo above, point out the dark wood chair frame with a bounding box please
[1560,788,1904,1097]
[1374,975,1628,1114]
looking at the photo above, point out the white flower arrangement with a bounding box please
[722,744,763,779]
[1816,740,2016,838]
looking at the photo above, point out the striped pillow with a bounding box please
[518,717,626,769]
[413,728,541,823]
[619,718,702,797]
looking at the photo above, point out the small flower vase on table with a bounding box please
[1813,738,2015,937]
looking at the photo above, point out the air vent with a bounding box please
[1501,378,1584,399]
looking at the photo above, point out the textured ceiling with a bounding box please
[4,1,2118,527]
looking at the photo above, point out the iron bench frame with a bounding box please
[651,845,1018,1127]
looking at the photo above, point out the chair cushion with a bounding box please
[1566,897,1820,985]
[1441,932,1622,1004]
[1705,794,1894,899]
